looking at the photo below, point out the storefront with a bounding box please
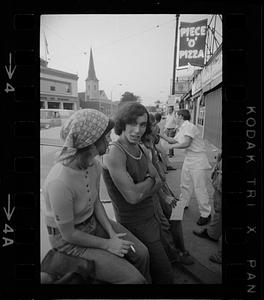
[202,46,222,149]
[191,69,203,127]
[203,85,222,149]
[40,95,77,110]
[191,91,202,126]
[40,60,79,111]
[191,45,222,149]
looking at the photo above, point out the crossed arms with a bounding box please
[103,144,162,205]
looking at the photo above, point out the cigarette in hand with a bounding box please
[130,245,136,253]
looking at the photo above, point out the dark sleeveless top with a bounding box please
[102,140,155,224]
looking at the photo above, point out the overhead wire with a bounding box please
[41,18,175,58]
[92,18,175,51]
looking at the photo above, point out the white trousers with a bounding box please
[179,165,211,218]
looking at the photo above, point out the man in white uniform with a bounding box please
[160,109,212,226]
[164,106,177,157]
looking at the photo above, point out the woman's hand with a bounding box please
[106,233,134,257]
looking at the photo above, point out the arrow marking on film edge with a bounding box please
[5,53,16,80]
[3,194,15,221]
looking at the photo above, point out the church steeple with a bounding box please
[85,48,99,101]
[87,48,98,81]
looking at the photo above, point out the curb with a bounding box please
[174,258,222,284]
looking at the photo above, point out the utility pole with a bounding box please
[172,14,180,95]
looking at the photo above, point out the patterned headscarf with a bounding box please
[58,109,112,161]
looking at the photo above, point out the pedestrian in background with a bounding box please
[41,109,151,284]
[155,112,177,172]
[164,106,177,158]
[160,109,212,226]
[193,152,222,264]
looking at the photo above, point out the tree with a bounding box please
[155,100,161,108]
[120,91,139,103]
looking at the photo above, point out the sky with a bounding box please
[40,14,222,106]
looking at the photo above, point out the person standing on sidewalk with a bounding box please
[164,106,177,158]
[159,109,212,226]
[193,152,222,264]
[42,109,151,284]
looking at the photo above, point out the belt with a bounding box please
[47,217,92,235]
[47,226,60,235]
[76,217,92,227]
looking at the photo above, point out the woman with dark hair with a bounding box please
[101,102,176,284]
[42,109,151,284]
[154,112,177,172]
[141,113,194,266]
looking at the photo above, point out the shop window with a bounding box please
[198,107,205,126]
[48,102,60,109]
[199,96,205,107]
[197,96,205,126]
[63,103,73,110]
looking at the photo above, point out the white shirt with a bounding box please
[165,113,177,129]
[175,120,211,169]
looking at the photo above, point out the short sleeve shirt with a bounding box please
[42,158,101,227]
[175,120,211,169]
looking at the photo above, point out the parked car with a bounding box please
[40,109,62,129]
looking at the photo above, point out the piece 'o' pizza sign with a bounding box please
[178,19,208,67]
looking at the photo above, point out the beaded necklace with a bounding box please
[111,141,143,160]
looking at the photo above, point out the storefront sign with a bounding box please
[178,19,208,67]
[174,81,189,94]
[211,50,222,81]
[192,72,202,94]
[167,94,181,106]
[201,63,212,87]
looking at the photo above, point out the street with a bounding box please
[40,125,221,284]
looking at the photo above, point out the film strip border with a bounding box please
[223,11,261,300]
[1,13,40,299]
[1,5,262,300]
